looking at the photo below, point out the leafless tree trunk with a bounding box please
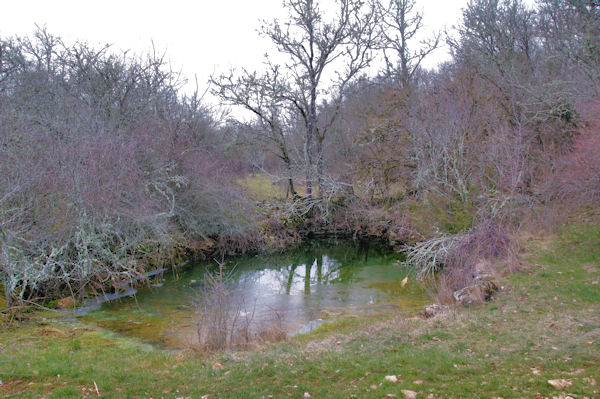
[211,64,298,197]
[259,0,378,200]
[376,0,440,90]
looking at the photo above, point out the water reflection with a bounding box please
[82,239,430,349]
[242,254,341,296]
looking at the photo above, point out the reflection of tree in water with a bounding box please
[231,239,392,298]
[357,239,370,262]
[278,240,372,296]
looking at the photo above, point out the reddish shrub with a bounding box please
[551,108,600,206]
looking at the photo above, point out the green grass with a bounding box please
[1,223,599,398]
[237,173,287,200]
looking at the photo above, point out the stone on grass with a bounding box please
[419,304,448,318]
[56,296,75,309]
[212,363,224,370]
[547,379,572,390]
[401,389,418,399]
[453,268,499,305]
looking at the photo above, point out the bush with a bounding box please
[193,263,256,351]
[0,29,255,306]
[404,219,517,292]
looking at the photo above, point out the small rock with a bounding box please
[303,392,311,398]
[453,269,499,304]
[370,385,378,390]
[453,285,483,304]
[385,375,399,383]
[56,296,75,309]
[402,389,418,399]
[548,379,572,390]
[565,369,585,375]
[385,395,396,398]
[401,276,409,287]
[583,377,596,385]
[212,363,224,370]
[419,304,448,318]
[413,380,424,385]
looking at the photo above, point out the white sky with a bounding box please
[0,0,533,104]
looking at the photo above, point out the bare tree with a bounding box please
[263,0,379,200]
[211,64,298,197]
[214,0,378,203]
[376,0,440,89]
[537,0,600,93]
[450,0,538,86]
[448,0,581,152]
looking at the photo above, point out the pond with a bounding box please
[80,239,430,349]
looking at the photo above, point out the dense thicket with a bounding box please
[0,30,255,305]
[325,0,599,286]
[217,0,599,287]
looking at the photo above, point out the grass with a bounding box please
[237,173,287,201]
[0,222,598,398]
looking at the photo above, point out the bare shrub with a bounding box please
[549,117,600,206]
[193,262,256,352]
[403,234,462,279]
[445,219,518,273]
[426,274,459,306]
[0,29,256,306]
[405,219,516,304]
[192,263,291,351]
[257,308,288,343]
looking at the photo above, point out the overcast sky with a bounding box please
[0,1,478,93]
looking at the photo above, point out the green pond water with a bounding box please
[80,239,430,349]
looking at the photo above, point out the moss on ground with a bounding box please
[0,222,598,398]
